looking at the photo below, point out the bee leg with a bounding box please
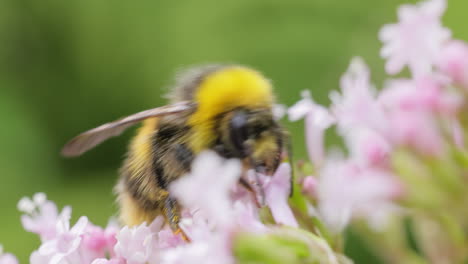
[163,197,191,242]
[239,177,262,208]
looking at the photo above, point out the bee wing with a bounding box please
[61,101,195,157]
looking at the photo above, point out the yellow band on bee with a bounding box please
[188,67,274,152]
[128,118,158,174]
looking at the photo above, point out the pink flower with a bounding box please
[19,193,72,242]
[379,77,461,116]
[231,201,266,232]
[160,234,234,264]
[0,255,17,264]
[391,109,445,155]
[178,212,215,242]
[318,159,402,232]
[302,176,318,198]
[114,223,158,264]
[91,258,125,264]
[0,246,18,264]
[331,57,387,135]
[38,216,89,264]
[30,251,49,264]
[345,127,391,168]
[170,151,242,227]
[437,40,468,88]
[263,163,298,227]
[80,221,119,263]
[379,76,461,155]
[157,229,185,249]
[379,0,451,76]
[288,90,334,166]
[83,226,109,252]
[330,58,394,167]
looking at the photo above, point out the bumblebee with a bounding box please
[62,64,289,240]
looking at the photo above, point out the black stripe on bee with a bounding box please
[124,176,161,210]
[153,160,168,190]
[174,144,193,171]
[213,142,235,159]
[152,121,191,190]
[273,130,283,172]
[156,125,183,141]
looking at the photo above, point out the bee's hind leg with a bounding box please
[163,197,191,242]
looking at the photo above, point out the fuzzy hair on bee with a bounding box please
[62,64,291,241]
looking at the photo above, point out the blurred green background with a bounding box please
[1,0,467,262]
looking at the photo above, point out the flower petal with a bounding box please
[265,163,298,228]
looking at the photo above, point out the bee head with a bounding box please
[217,108,283,175]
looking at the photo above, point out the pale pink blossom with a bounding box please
[231,201,267,232]
[0,246,18,264]
[17,196,35,214]
[379,0,451,76]
[160,234,234,264]
[345,127,391,168]
[157,229,185,249]
[179,211,214,242]
[170,151,242,227]
[288,90,334,166]
[318,159,402,232]
[38,216,89,264]
[114,223,158,264]
[378,77,461,155]
[331,59,393,166]
[162,212,234,264]
[91,258,125,264]
[30,251,49,264]
[0,254,17,264]
[225,174,266,232]
[230,183,258,207]
[390,109,445,155]
[302,176,318,198]
[19,193,72,241]
[80,222,118,263]
[263,163,298,227]
[379,77,461,116]
[331,57,387,135]
[437,40,468,88]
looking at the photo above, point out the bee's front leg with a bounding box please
[163,197,191,242]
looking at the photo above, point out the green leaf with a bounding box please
[233,227,352,264]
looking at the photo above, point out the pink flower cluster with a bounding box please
[7,152,297,264]
[2,0,468,262]
[291,0,467,232]
[17,193,118,264]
